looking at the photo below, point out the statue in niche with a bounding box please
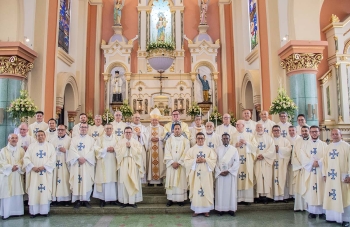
[145,99,148,114]
[197,69,211,102]
[156,12,168,42]
[199,0,210,25]
[164,105,170,116]
[112,71,122,102]
[114,0,124,26]
[133,99,136,113]
[186,99,189,113]
[174,99,178,110]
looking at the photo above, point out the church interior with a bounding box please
[0,0,350,225]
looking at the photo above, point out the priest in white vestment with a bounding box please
[23,131,56,218]
[300,126,327,219]
[50,124,71,206]
[242,109,256,134]
[88,115,105,140]
[163,110,190,142]
[68,123,95,209]
[292,125,309,211]
[277,111,292,138]
[0,134,25,220]
[204,122,222,150]
[323,129,350,226]
[17,123,36,152]
[185,132,217,217]
[93,124,118,207]
[296,114,309,135]
[189,115,205,146]
[254,124,275,203]
[28,111,49,138]
[164,123,190,206]
[257,111,276,135]
[215,113,237,138]
[72,113,88,138]
[111,110,128,142]
[286,126,300,198]
[215,133,240,216]
[272,125,292,201]
[231,120,257,204]
[130,113,148,183]
[116,127,143,208]
[45,118,58,143]
[146,108,165,185]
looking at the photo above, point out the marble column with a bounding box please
[67,111,77,131]
[278,41,327,126]
[0,78,22,148]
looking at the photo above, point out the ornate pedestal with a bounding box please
[198,102,212,116]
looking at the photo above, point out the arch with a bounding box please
[241,70,261,108]
[56,72,79,111]
[343,39,350,54]
[193,61,216,73]
[105,61,129,74]
[148,0,174,7]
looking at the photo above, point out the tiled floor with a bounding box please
[0,210,341,227]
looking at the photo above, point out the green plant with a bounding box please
[146,41,175,52]
[209,107,222,126]
[186,102,201,117]
[7,90,37,123]
[102,109,114,125]
[119,100,133,121]
[269,88,298,121]
[87,112,94,126]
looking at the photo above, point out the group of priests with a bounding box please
[0,109,349,226]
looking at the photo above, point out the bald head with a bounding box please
[256,123,263,135]
[236,120,245,132]
[19,123,29,136]
[242,109,251,121]
[223,113,231,125]
[133,113,141,124]
[260,111,269,121]
[331,128,342,142]
[114,110,123,122]
[8,133,18,146]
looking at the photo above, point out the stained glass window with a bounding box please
[249,0,258,50]
[58,0,71,53]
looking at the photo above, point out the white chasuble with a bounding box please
[214,145,240,212]
[130,123,148,183]
[111,121,128,142]
[257,119,276,135]
[68,135,95,202]
[185,145,217,213]
[273,136,292,200]
[163,122,190,141]
[93,134,118,201]
[88,125,105,140]
[277,122,292,138]
[23,142,56,215]
[215,124,237,138]
[189,125,205,147]
[146,125,165,184]
[116,138,143,204]
[323,141,350,223]
[164,135,190,201]
[254,134,275,198]
[243,120,256,134]
[45,129,58,143]
[17,135,36,150]
[28,121,49,137]
[0,145,25,218]
[231,132,257,202]
[301,139,327,214]
[50,135,71,201]
[71,123,81,138]
[205,132,222,150]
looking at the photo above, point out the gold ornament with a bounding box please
[280,53,323,73]
[0,56,34,78]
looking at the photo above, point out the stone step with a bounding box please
[141,186,166,194]
[89,194,168,204]
[37,202,294,215]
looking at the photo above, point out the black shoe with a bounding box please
[283,199,289,203]
[228,211,235,216]
[148,183,152,186]
[42,214,49,217]
[319,214,326,219]
[2,217,9,220]
[238,202,250,205]
[120,204,127,208]
[74,201,81,209]
[111,201,121,206]
[219,212,224,216]
[65,201,70,207]
[100,200,106,208]
[308,213,317,219]
[178,202,184,207]
[166,200,173,207]
[24,201,28,206]
[343,222,350,227]
[294,210,301,212]
[84,201,92,208]
[30,215,36,218]
[131,204,137,208]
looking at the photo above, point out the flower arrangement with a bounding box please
[119,100,133,121]
[102,109,114,125]
[146,41,175,52]
[87,112,94,126]
[228,112,237,127]
[7,90,37,123]
[269,88,298,121]
[209,107,222,126]
[186,102,201,117]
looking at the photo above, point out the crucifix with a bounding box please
[154,71,168,95]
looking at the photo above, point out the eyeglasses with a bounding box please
[57,129,65,131]
[106,128,113,130]
[196,137,205,140]
[310,131,319,133]
[124,132,132,134]
[80,127,88,129]
[223,117,230,119]
[273,130,280,132]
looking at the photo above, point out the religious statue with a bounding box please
[156,12,167,42]
[198,0,210,25]
[114,0,124,26]
[164,105,170,116]
[112,71,122,102]
[197,69,210,102]
[145,99,148,114]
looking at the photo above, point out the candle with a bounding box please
[208,110,210,122]
[215,115,217,127]
[107,114,109,124]
[200,108,202,117]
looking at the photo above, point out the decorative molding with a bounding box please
[280,53,323,74]
[318,69,332,85]
[0,56,34,79]
[330,14,340,23]
[57,48,75,66]
[245,48,259,65]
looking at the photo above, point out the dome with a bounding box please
[193,33,213,43]
[108,34,128,44]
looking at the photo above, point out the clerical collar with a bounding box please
[223,124,230,127]
[224,144,229,147]
[105,134,112,138]
[303,137,309,140]
[80,134,87,138]
[38,142,45,145]
[312,138,319,143]
[21,135,27,138]
[206,132,213,135]
[174,134,181,137]
[36,121,42,124]
[274,136,280,139]
[197,145,204,148]
[195,125,202,128]
[58,135,66,139]
[7,144,17,150]
[333,140,341,144]
[49,129,56,132]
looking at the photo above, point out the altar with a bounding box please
[101,0,220,121]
